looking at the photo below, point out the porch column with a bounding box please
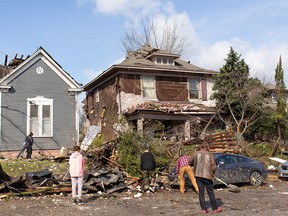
[184,120,191,140]
[137,118,144,135]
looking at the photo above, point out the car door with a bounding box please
[234,155,254,182]
[215,154,243,184]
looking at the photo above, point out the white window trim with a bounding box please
[27,96,54,137]
[95,91,100,103]
[188,79,202,101]
[141,76,158,100]
[153,57,175,65]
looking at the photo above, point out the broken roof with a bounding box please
[0,65,11,80]
[84,45,218,91]
[123,101,216,115]
[0,47,82,91]
[121,44,208,72]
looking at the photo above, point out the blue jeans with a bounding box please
[196,177,218,211]
[16,142,26,159]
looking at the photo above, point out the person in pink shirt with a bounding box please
[176,153,199,194]
[69,145,85,204]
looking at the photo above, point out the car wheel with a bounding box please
[249,171,263,186]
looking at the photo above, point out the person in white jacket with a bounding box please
[69,145,85,204]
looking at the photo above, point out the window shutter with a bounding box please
[201,79,207,101]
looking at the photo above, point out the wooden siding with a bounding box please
[1,59,77,151]
[120,74,141,95]
[201,79,207,101]
[87,77,119,142]
[156,76,188,101]
[86,91,95,125]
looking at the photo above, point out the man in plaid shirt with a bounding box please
[176,154,199,193]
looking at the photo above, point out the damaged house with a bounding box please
[0,47,82,156]
[83,45,220,142]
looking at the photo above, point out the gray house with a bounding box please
[0,47,82,155]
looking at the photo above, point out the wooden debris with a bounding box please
[181,130,240,154]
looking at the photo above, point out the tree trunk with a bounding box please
[270,126,281,157]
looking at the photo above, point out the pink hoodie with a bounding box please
[69,151,85,177]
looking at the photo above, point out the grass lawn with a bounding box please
[0,158,69,179]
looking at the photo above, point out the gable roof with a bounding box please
[0,47,82,92]
[84,45,218,91]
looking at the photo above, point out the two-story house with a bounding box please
[83,45,219,142]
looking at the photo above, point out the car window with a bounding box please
[236,155,251,163]
[217,155,237,164]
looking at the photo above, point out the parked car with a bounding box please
[278,161,288,179]
[168,153,267,188]
[214,153,267,187]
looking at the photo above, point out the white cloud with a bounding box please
[81,0,288,86]
[186,38,288,85]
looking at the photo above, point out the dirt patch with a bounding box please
[1,174,288,216]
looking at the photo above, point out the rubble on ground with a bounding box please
[0,154,176,199]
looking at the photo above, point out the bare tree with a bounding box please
[121,17,189,54]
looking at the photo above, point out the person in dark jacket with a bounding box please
[25,132,34,161]
[189,141,222,214]
[140,146,156,189]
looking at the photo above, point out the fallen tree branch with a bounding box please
[100,156,123,168]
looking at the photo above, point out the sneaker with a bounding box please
[77,199,84,204]
[213,207,222,213]
[72,198,77,204]
[202,209,209,214]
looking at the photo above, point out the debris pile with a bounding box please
[0,155,176,199]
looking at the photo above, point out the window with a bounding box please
[27,96,53,137]
[188,79,200,100]
[271,92,276,103]
[217,155,237,165]
[163,58,167,64]
[154,57,174,65]
[236,156,252,163]
[95,91,100,103]
[157,58,161,64]
[142,76,156,99]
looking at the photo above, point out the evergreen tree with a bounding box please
[275,56,286,117]
[271,56,287,156]
[212,47,267,134]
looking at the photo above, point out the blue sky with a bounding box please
[1,0,288,90]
